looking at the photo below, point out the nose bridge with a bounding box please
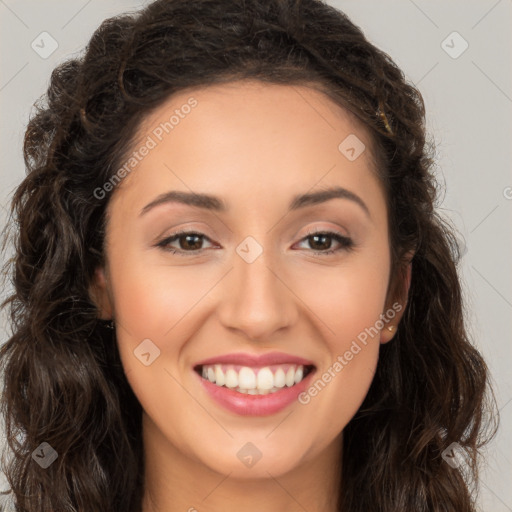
[217,237,297,339]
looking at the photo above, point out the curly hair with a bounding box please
[0,0,497,510]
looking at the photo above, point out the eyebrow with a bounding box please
[139,186,370,218]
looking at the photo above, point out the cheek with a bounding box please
[105,243,204,396]
[108,246,211,339]
[107,249,202,440]
[290,245,390,347]
[290,248,389,432]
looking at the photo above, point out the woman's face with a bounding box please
[93,80,405,480]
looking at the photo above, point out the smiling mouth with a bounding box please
[194,363,316,395]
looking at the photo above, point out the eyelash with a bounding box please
[155,229,355,257]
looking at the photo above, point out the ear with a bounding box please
[380,250,413,344]
[89,266,114,320]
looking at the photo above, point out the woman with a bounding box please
[0,0,497,510]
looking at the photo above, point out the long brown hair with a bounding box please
[0,0,497,510]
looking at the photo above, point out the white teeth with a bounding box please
[256,367,274,390]
[225,368,238,388]
[238,367,256,389]
[294,366,303,384]
[274,368,286,388]
[214,365,225,386]
[285,367,295,387]
[199,363,309,394]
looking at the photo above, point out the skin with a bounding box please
[91,80,411,512]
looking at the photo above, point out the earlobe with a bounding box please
[89,266,113,320]
[381,324,397,344]
[380,254,413,344]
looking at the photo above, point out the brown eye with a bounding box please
[295,231,354,255]
[156,231,214,255]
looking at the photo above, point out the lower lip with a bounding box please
[194,368,316,416]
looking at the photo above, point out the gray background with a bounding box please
[0,1,511,510]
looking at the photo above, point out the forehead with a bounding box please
[135,79,379,168]
[108,80,386,219]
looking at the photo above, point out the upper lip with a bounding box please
[194,351,315,368]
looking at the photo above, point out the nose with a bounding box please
[216,248,299,341]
